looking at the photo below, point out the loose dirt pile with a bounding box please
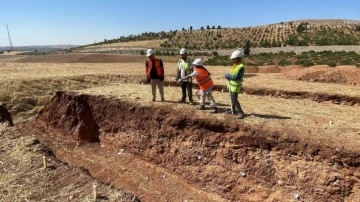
[285,65,360,85]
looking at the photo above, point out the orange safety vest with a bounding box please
[195,67,213,91]
[146,58,164,77]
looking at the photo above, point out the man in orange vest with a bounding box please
[179,58,217,113]
[145,49,165,102]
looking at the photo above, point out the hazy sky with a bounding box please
[1,0,359,46]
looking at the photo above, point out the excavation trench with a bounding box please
[32,91,360,201]
[163,80,360,106]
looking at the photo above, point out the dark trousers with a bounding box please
[230,92,244,114]
[180,82,193,102]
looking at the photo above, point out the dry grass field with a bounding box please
[1,53,360,201]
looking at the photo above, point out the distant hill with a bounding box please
[80,19,360,51]
[0,45,76,52]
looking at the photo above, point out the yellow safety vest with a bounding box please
[228,63,244,93]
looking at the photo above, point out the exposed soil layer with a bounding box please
[31,91,360,201]
[0,125,140,202]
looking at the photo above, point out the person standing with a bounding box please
[225,49,246,119]
[176,48,194,105]
[179,58,217,113]
[145,48,165,102]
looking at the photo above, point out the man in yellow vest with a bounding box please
[225,49,246,119]
[176,48,194,105]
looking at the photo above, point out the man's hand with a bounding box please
[159,76,164,81]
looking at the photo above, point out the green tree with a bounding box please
[355,25,360,31]
[296,22,308,33]
[243,40,251,55]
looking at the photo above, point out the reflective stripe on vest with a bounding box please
[195,67,213,91]
[146,58,163,77]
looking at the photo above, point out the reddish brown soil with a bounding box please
[3,53,360,201]
[246,64,360,85]
[285,66,360,85]
[23,91,360,202]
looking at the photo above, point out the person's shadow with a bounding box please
[217,107,291,120]
[245,113,291,120]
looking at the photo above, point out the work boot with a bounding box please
[237,112,245,119]
[226,105,235,114]
[178,98,186,103]
[198,105,205,110]
[210,107,218,114]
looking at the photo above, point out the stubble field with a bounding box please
[1,53,360,202]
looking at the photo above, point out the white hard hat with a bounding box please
[180,48,187,54]
[192,58,203,66]
[230,49,244,59]
[146,49,155,57]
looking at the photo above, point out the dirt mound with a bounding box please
[16,53,144,63]
[245,66,259,73]
[285,65,360,85]
[33,91,360,201]
[258,65,282,73]
[36,91,100,143]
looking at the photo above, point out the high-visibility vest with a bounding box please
[195,67,213,91]
[228,63,244,93]
[146,58,164,77]
[177,58,192,75]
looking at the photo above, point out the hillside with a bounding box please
[80,19,360,51]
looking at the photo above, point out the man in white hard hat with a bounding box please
[176,48,194,105]
[179,58,218,113]
[145,48,165,102]
[225,49,246,119]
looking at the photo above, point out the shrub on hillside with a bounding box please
[295,59,314,67]
[278,59,291,67]
[327,61,337,67]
